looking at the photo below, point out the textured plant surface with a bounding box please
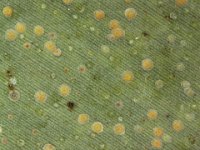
[0,0,200,150]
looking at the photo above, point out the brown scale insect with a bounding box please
[6,69,13,78]
[139,117,148,123]
[8,83,15,90]
[6,69,16,91]
[165,113,170,119]
[188,134,196,144]
[164,15,173,21]
[142,31,150,37]
[67,101,75,111]
[64,67,69,74]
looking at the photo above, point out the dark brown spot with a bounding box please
[6,70,11,74]
[67,101,75,111]
[8,83,15,90]
[24,43,31,49]
[48,32,57,40]
[6,70,13,77]
[188,134,196,144]
[115,101,124,109]
[92,73,101,81]
[165,113,170,118]
[142,31,149,37]
[64,67,69,74]
[140,117,147,123]
[78,65,87,73]
[164,15,173,21]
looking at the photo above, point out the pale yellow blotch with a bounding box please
[44,41,57,52]
[15,22,26,33]
[3,6,13,17]
[124,0,133,3]
[153,127,164,137]
[52,48,62,57]
[34,90,47,103]
[151,138,162,149]
[59,84,71,97]
[111,27,125,39]
[5,29,17,41]
[78,114,89,124]
[63,0,73,5]
[184,87,195,97]
[172,120,184,132]
[124,8,137,21]
[43,143,56,150]
[176,0,188,7]
[34,25,44,37]
[0,126,2,133]
[109,19,120,30]
[147,109,158,120]
[113,123,125,135]
[142,58,154,71]
[122,70,134,82]
[94,10,105,21]
[91,122,103,134]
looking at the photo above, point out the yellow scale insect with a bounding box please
[3,6,13,17]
